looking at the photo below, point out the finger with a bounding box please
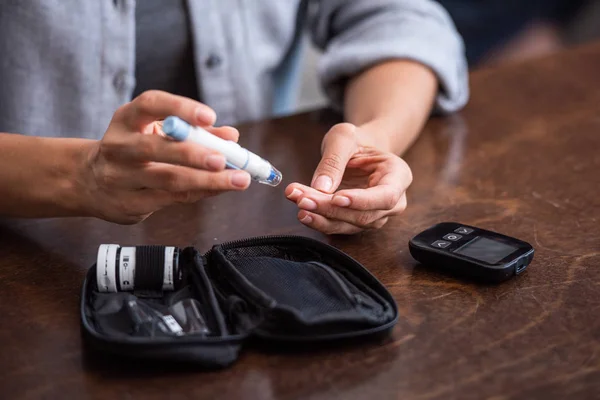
[287,182,330,202]
[205,126,240,142]
[128,90,216,129]
[107,153,231,190]
[289,184,381,227]
[331,185,402,211]
[285,183,306,202]
[151,122,239,143]
[287,183,332,203]
[292,183,406,227]
[298,194,389,227]
[311,123,358,193]
[298,211,363,235]
[137,164,251,192]
[104,132,230,169]
[332,188,409,214]
[333,157,412,211]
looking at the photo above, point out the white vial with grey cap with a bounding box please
[96,244,181,293]
[162,116,282,186]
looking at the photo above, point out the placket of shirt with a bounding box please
[186,0,239,126]
[102,0,136,120]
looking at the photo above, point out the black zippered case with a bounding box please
[80,235,398,368]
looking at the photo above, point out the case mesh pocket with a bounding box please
[228,256,387,326]
[232,257,355,316]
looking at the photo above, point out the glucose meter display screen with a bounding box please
[455,237,517,264]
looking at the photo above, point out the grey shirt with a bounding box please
[0,0,469,139]
[133,0,199,100]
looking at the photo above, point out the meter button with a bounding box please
[443,233,463,241]
[454,227,473,235]
[432,240,451,249]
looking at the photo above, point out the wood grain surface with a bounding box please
[1,43,599,400]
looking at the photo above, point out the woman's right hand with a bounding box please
[78,90,251,224]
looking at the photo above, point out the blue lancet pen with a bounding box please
[162,116,282,187]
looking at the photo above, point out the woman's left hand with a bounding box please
[285,123,412,235]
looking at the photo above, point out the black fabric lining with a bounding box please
[209,242,395,332]
[231,257,357,316]
[187,251,229,336]
[209,250,278,310]
[217,243,394,318]
[226,256,389,326]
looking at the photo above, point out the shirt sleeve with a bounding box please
[307,0,469,114]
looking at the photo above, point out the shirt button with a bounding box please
[113,71,127,92]
[205,54,222,69]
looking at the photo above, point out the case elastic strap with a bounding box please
[134,245,165,298]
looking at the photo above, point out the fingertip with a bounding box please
[328,122,357,135]
[206,154,227,171]
[293,185,333,202]
[312,175,334,193]
[286,187,303,201]
[312,123,358,193]
[231,171,251,189]
[206,126,240,142]
[332,195,351,207]
[195,106,217,126]
[229,128,240,143]
[298,210,313,225]
[291,182,312,192]
[220,126,240,142]
[284,184,295,196]
[298,197,317,211]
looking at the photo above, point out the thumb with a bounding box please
[205,126,240,142]
[311,123,358,193]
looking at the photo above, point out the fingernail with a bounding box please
[206,154,225,170]
[298,198,317,211]
[333,196,351,207]
[232,171,250,188]
[287,188,302,199]
[300,215,313,224]
[313,175,333,192]
[196,107,216,124]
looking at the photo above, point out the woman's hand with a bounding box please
[285,123,412,235]
[79,90,251,224]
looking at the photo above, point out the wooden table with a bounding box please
[1,43,600,400]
